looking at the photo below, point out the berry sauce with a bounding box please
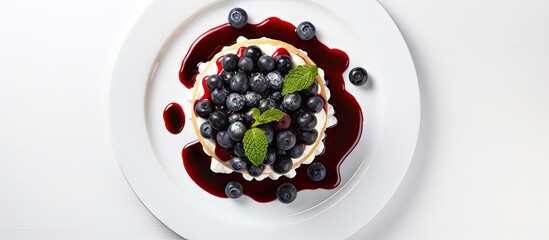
[163,102,185,134]
[179,17,363,202]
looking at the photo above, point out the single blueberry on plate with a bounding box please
[228,156,248,171]
[224,181,243,199]
[296,21,316,41]
[276,183,297,204]
[349,67,368,86]
[307,162,326,181]
[272,113,291,131]
[228,8,247,29]
[220,70,235,85]
[216,131,235,149]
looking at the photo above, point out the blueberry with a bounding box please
[258,98,276,113]
[228,7,247,29]
[276,148,286,156]
[272,155,293,174]
[349,67,368,86]
[238,56,255,73]
[301,82,318,97]
[216,131,234,149]
[305,96,324,113]
[258,125,274,144]
[220,70,235,85]
[243,108,255,125]
[225,181,243,199]
[194,99,213,118]
[266,71,284,90]
[276,183,297,204]
[244,91,262,107]
[222,53,239,71]
[233,142,246,157]
[275,55,293,75]
[296,112,317,131]
[263,148,276,165]
[199,122,216,139]
[227,121,246,141]
[226,93,245,111]
[206,74,224,90]
[249,73,269,93]
[282,93,302,111]
[286,144,304,158]
[244,45,262,61]
[296,21,316,41]
[272,113,291,131]
[228,113,245,124]
[208,110,228,130]
[257,55,275,72]
[298,129,318,145]
[269,91,283,103]
[247,164,264,177]
[229,71,249,93]
[211,88,228,105]
[276,130,296,151]
[307,162,326,181]
[228,156,248,171]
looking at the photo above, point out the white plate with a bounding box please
[110,0,419,239]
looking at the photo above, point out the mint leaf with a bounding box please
[243,128,268,166]
[281,65,318,95]
[251,108,261,122]
[251,108,285,128]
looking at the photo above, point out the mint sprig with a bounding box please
[281,65,318,95]
[251,108,285,128]
[243,128,268,166]
[242,108,285,167]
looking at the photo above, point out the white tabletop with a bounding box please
[1,0,548,239]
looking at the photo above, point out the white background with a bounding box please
[1,0,548,239]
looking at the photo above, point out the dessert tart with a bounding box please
[190,37,337,181]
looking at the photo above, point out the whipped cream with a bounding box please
[192,37,337,181]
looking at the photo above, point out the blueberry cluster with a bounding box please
[194,44,328,179]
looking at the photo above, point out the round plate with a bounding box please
[110,0,420,239]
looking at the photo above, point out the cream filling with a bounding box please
[191,37,337,181]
